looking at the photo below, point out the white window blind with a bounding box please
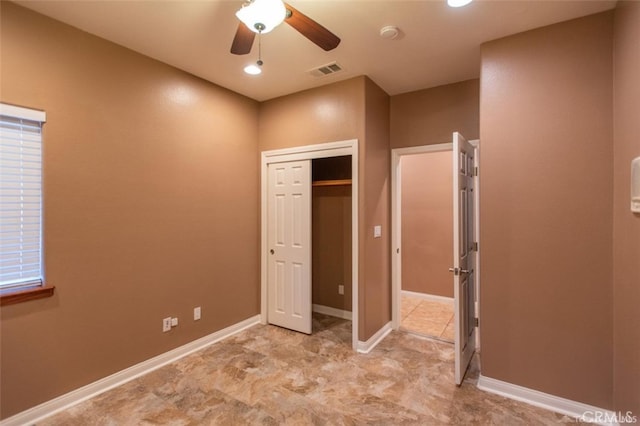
[0,103,46,290]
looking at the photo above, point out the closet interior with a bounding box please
[311,156,352,318]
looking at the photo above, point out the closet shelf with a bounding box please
[312,179,352,187]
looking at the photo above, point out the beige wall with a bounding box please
[480,12,614,408]
[391,79,479,148]
[360,78,391,340]
[401,152,453,298]
[258,77,364,152]
[613,1,640,417]
[312,186,352,312]
[0,3,260,418]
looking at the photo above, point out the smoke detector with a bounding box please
[380,26,400,40]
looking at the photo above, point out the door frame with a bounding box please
[390,141,480,348]
[261,139,359,349]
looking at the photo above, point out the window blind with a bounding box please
[0,105,45,290]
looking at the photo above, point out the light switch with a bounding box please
[373,225,382,238]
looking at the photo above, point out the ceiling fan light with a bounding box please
[236,0,286,34]
[447,0,473,7]
[244,63,262,75]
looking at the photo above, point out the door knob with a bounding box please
[449,267,470,276]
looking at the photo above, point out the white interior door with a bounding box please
[267,160,312,334]
[452,132,477,385]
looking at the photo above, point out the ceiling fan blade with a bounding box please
[284,3,340,51]
[230,23,255,55]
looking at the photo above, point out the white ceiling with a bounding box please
[15,0,616,102]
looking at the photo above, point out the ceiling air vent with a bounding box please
[307,62,343,78]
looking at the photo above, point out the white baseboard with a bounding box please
[401,290,454,305]
[357,322,392,354]
[0,315,261,426]
[477,375,621,426]
[312,304,352,320]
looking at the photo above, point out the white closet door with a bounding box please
[267,160,312,334]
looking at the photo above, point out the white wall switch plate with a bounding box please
[194,307,201,321]
[373,225,382,238]
[171,317,178,327]
[338,285,344,295]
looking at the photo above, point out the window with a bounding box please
[0,103,52,304]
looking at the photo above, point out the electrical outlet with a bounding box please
[338,285,344,295]
[162,317,172,332]
[194,307,201,321]
[171,317,178,327]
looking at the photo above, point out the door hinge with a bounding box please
[474,166,479,177]
[474,317,479,327]
[473,242,478,252]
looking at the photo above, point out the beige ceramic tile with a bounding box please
[401,294,455,340]
[400,295,420,320]
[441,317,456,341]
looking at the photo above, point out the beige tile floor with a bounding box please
[401,294,455,341]
[38,313,577,425]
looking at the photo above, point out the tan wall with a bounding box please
[312,186,352,312]
[401,152,453,298]
[361,78,391,340]
[258,77,364,152]
[390,79,479,148]
[480,12,614,408]
[612,1,640,417]
[0,3,259,418]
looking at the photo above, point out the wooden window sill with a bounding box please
[0,285,55,306]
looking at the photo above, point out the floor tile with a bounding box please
[400,294,455,341]
[38,313,575,426]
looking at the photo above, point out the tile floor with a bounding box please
[38,313,577,425]
[400,293,455,341]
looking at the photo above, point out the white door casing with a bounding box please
[267,160,312,334]
[452,132,477,385]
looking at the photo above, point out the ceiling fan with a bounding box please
[230,0,341,55]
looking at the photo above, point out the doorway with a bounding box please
[261,140,359,349]
[391,135,480,384]
[397,149,455,341]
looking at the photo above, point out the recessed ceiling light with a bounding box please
[447,0,472,7]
